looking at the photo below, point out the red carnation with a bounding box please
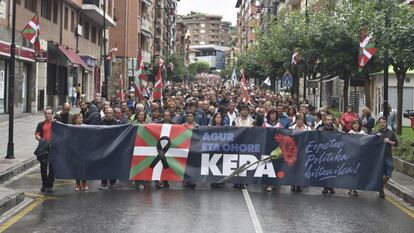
[274,134,298,167]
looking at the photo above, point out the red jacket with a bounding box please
[340,112,358,132]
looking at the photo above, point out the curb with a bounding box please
[0,157,38,184]
[393,157,414,178]
[385,179,414,206]
[0,189,24,216]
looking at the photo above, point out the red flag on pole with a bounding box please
[118,75,125,102]
[21,14,41,56]
[241,67,249,103]
[358,28,377,71]
[153,63,163,100]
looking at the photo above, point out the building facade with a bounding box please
[177,12,231,47]
[189,45,231,71]
[235,0,259,52]
[0,0,115,114]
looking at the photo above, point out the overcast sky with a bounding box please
[177,0,238,26]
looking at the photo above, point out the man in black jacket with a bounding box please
[54,103,72,124]
[376,117,398,198]
[99,107,117,190]
[320,114,338,195]
[84,103,101,125]
[34,108,54,193]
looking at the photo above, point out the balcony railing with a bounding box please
[141,18,152,33]
[142,50,151,63]
[83,0,100,6]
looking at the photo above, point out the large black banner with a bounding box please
[51,123,136,180]
[186,128,386,191]
[50,124,386,191]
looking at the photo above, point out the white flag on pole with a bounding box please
[231,68,237,86]
[263,77,271,86]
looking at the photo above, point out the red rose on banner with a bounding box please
[274,134,298,167]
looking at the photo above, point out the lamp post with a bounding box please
[303,0,308,100]
[382,1,389,119]
[6,0,16,159]
[102,0,108,99]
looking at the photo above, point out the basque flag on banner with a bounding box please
[129,124,193,181]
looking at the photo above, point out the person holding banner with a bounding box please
[376,117,398,198]
[99,108,118,190]
[320,114,338,194]
[348,120,367,196]
[289,113,311,192]
[35,108,55,193]
[72,113,88,191]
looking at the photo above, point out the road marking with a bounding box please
[242,189,264,233]
[25,192,58,200]
[0,198,44,233]
[385,196,414,219]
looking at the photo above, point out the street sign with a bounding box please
[282,74,293,88]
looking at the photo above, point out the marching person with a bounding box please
[347,120,367,196]
[319,114,337,195]
[340,105,358,133]
[54,102,73,124]
[99,107,118,190]
[72,113,88,191]
[35,108,55,193]
[376,117,398,198]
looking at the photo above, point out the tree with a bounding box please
[166,54,186,82]
[375,1,414,135]
[188,61,210,76]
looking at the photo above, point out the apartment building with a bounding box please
[177,12,231,47]
[154,0,177,58]
[0,0,115,113]
[235,0,259,52]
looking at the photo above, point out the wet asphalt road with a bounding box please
[2,166,414,233]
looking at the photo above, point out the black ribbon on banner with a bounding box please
[150,136,171,169]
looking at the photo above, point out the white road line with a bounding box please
[242,188,264,233]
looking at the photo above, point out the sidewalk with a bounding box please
[0,113,45,215]
[386,170,414,205]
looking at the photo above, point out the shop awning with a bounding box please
[57,45,92,72]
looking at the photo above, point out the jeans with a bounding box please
[384,156,394,177]
[69,96,76,106]
[40,162,54,189]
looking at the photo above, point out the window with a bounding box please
[200,29,205,33]
[25,0,37,12]
[41,0,53,20]
[64,7,68,29]
[98,29,102,46]
[84,21,89,40]
[52,0,58,24]
[70,11,75,32]
[200,23,205,28]
[91,26,97,43]
[16,0,21,5]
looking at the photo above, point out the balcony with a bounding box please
[285,0,301,5]
[141,50,152,63]
[141,18,153,37]
[142,0,153,6]
[82,0,116,27]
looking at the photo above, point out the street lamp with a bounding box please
[6,0,16,159]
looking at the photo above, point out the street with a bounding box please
[1,166,413,233]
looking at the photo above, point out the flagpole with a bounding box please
[103,0,108,99]
[6,0,16,159]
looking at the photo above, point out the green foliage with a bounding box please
[393,128,414,162]
[166,54,186,82]
[188,61,210,76]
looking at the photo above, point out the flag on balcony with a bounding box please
[231,68,237,86]
[292,50,300,65]
[263,77,271,86]
[241,67,249,103]
[118,75,125,102]
[107,44,118,61]
[21,14,41,56]
[134,52,149,100]
[358,28,377,71]
[153,62,163,100]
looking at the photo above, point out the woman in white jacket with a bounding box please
[348,120,366,196]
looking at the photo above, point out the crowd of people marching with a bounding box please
[34,79,398,198]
